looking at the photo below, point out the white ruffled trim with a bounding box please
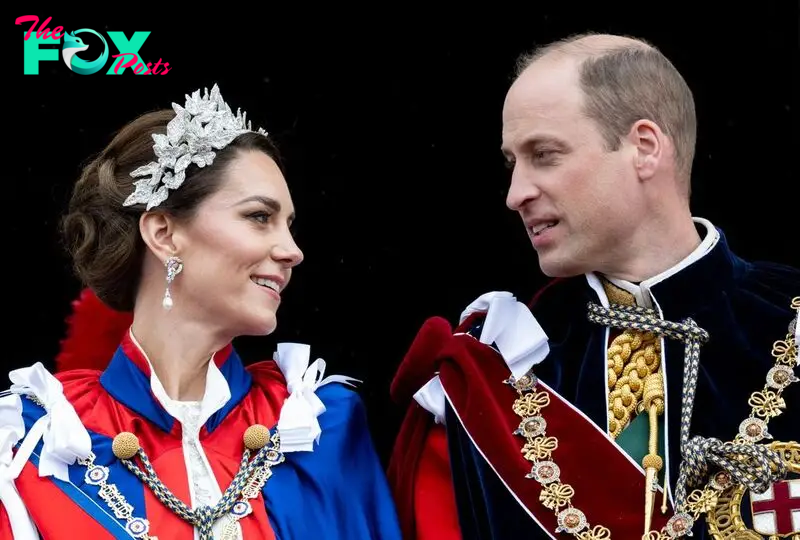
[272,343,359,452]
[0,362,92,540]
[413,292,550,425]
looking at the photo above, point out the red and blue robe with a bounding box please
[387,219,799,539]
[1,319,402,539]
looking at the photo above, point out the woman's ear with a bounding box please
[139,211,178,262]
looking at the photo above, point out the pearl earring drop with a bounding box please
[163,256,183,310]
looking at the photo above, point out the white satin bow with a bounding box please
[273,343,359,452]
[7,363,92,480]
[413,292,550,424]
[459,291,550,378]
[0,363,91,540]
[0,392,39,540]
[0,394,24,473]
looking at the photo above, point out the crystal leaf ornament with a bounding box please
[123,84,268,211]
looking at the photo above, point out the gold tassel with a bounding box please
[641,371,665,534]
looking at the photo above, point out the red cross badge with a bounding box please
[750,478,800,537]
[705,442,800,539]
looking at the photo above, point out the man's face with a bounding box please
[501,55,646,278]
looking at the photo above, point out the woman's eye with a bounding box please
[249,212,271,224]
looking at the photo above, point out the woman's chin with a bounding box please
[230,309,278,337]
[253,314,278,336]
[214,292,279,336]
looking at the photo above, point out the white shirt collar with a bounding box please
[127,329,230,432]
[586,217,720,309]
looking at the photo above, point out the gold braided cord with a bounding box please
[642,371,665,468]
[607,331,662,437]
[602,280,664,439]
[642,370,669,524]
[600,279,669,534]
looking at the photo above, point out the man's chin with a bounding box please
[538,257,586,279]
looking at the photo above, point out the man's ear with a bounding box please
[139,211,179,262]
[628,119,664,181]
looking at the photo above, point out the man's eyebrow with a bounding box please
[501,135,566,156]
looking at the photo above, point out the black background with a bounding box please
[6,5,798,464]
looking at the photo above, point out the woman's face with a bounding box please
[169,150,303,336]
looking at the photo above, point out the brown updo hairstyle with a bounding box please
[61,109,281,312]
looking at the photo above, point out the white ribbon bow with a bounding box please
[459,291,550,378]
[7,363,92,481]
[273,343,359,452]
[0,363,91,540]
[413,291,550,424]
[0,392,39,540]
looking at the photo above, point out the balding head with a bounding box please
[521,33,653,64]
[513,32,697,192]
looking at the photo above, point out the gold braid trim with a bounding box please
[642,370,668,525]
[602,280,663,438]
[607,331,662,437]
[600,279,669,532]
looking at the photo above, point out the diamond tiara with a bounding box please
[123,84,268,211]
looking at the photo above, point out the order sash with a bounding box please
[438,332,673,538]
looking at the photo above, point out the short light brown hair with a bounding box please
[515,33,697,192]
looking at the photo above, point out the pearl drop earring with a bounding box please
[163,256,183,310]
